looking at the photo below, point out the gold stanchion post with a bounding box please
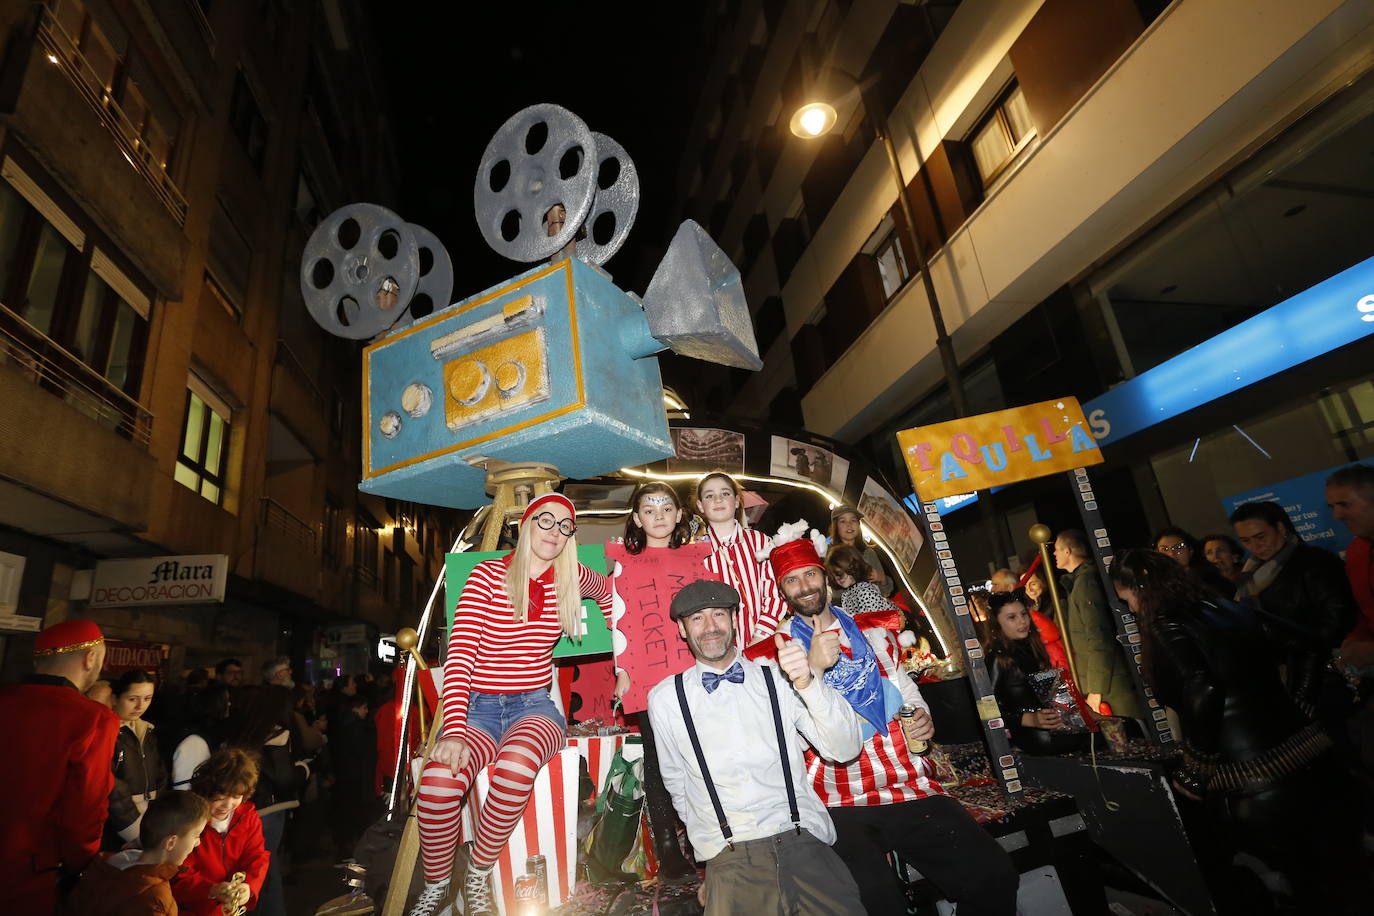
[1028,523,1079,689]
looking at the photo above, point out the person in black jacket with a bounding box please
[327,690,377,858]
[1110,549,1367,914]
[981,590,1091,755]
[1230,501,1357,719]
[231,684,307,916]
[105,669,168,850]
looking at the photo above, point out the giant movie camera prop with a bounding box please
[300,104,761,508]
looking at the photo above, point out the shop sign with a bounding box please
[103,638,168,676]
[89,554,228,608]
[897,397,1103,502]
[1222,463,1354,556]
[1085,253,1374,447]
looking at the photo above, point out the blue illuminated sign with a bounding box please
[1084,254,1374,447]
[903,491,980,515]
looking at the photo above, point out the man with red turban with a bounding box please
[0,619,121,914]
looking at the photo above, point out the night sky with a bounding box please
[369,1,713,301]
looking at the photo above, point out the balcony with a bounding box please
[0,304,154,529]
[1,6,189,298]
[254,496,321,600]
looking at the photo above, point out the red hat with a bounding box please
[521,492,576,525]
[33,619,104,657]
[768,536,825,582]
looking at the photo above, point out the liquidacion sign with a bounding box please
[88,554,229,608]
[897,397,1104,502]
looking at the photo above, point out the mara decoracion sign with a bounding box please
[89,555,229,608]
[897,397,1103,502]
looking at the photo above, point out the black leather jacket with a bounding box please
[1148,597,1309,767]
[1244,544,1356,712]
[105,721,167,847]
[986,642,1090,756]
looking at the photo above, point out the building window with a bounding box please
[323,498,344,570]
[229,70,268,170]
[356,511,380,588]
[0,172,151,402]
[969,83,1036,187]
[201,270,240,322]
[862,215,909,300]
[293,170,322,228]
[174,373,231,505]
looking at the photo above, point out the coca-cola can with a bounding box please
[514,872,538,904]
[526,854,549,905]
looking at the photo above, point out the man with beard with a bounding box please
[647,579,866,915]
[758,527,1018,915]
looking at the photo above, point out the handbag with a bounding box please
[585,748,645,884]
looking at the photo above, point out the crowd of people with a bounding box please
[0,626,399,915]
[2,463,1371,915]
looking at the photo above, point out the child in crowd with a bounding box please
[66,790,210,915]
[171,749,270,916]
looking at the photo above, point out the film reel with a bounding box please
[575,133,640,266]
[301,204,421,339]
[405,222,454,320]
[474,104,598,263]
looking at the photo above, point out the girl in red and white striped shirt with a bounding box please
[412,493,611,916]
[695,471,787,646]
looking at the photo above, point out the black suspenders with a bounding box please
[674,663,802,852]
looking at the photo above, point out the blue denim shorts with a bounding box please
[465,689,566,744]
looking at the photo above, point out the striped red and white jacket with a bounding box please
[776,614,946,807]
[702,522,787,644]
[442,555,612,740]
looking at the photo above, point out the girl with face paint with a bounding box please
[610,481,702,881]
[694,471,788,645]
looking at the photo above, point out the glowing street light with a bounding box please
[789,102,838,139]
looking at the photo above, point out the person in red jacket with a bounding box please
[172,749,270,916]
[1328,464,1374,669]
[0,618,119,915]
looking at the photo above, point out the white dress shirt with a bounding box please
[647,650,863,861]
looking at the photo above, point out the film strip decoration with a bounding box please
[916,500,1025,801]
[1068,466,1173,745]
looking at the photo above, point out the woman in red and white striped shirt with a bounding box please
[695,471,787,646]
[412,493,611,916]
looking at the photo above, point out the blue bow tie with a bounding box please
[702,661,745,694]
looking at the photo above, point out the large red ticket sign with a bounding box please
[605,543,718,714]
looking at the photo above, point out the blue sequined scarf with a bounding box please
[788,606,889,735]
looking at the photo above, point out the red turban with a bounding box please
[33,619,104,657]
[769,537,824,582]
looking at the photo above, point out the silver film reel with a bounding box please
[405,223,454,320]
[576,133,640,266]
[474,104,598,263]
[301,204,421,339]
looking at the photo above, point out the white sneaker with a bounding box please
[407,879,452,916]
[462,868,495,916]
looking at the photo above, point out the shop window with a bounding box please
[229,70,268,170]
[175,373,231,505]
[969,83,1036,188]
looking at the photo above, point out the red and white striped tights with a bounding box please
[414,713,565,881]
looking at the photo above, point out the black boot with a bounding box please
[641,720,697,883]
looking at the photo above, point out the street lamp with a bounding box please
[789,69,971,419]
[791,70,1015,571]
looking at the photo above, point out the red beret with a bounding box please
[33,619,104,657]
[769,537,824,582]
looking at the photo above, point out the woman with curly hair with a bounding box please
[1109,549,1367,914]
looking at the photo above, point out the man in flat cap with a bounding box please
[646,579,866,915]
[0,619,121,914]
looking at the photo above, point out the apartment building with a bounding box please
[0,0,456,679]
[668,0,1374,565]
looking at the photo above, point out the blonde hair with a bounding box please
[504,512,583,639]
